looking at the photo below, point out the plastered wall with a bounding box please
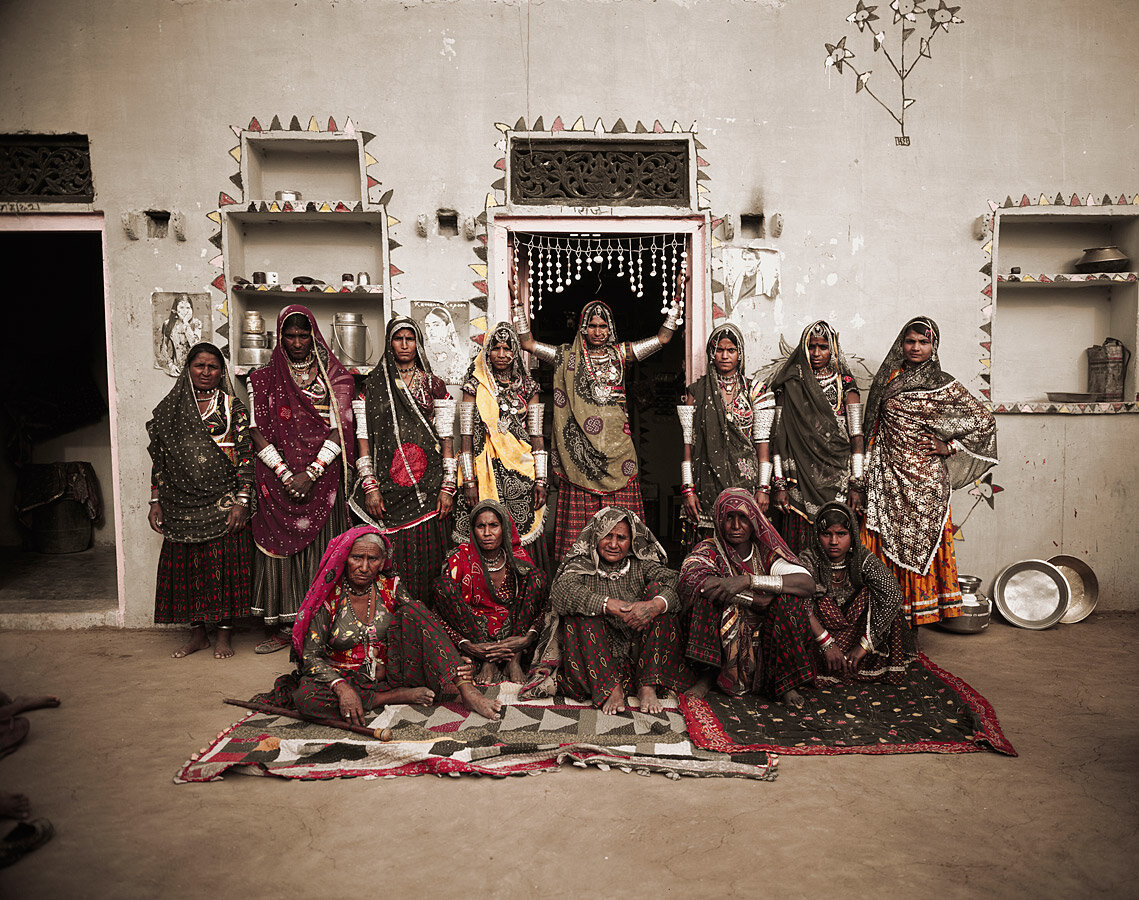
[1,0,1135,624]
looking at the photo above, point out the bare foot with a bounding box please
[504,657,526,684]
[0,718,29,758]
[475,661,498,686]
[0,792,29,820]
[0,696,61,717]
[213,629,235,660]
[600,684,626,715]
[172,625,210,659]
[782,689,806,709]
[637,685,664,715]
[683,671,714,700]
[457,682,502,720]
[384,687,435,706]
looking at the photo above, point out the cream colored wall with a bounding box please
[1,0,1135,624]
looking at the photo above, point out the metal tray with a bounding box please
[1048,555,1099,624]
[992,560,1070,630]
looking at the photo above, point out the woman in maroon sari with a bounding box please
[249,306,355,652]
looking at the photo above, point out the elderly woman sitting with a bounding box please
[524,507,692,715]
[433,499,548,686]
[679,487,816,708]
[254,526,501,723]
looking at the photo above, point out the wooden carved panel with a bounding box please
[0,134,94,202]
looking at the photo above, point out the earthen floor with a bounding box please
[0,614,1136,898]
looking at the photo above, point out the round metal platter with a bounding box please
[1048,555,1099,624]
[992,560,1070,630]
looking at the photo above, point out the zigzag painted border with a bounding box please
[980,190,1139,415]
[207,115,395,356]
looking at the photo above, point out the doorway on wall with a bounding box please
[0,225,119,620]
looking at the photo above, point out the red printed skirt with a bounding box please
[154,528,253,625]
[553,475,645,563]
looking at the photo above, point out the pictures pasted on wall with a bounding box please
[711,247,781,374]
[410,300,471,384]
[152,291,211,376]
[824,1,965,144]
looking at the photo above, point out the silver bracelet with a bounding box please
[772,454,784,481]
[512,306,532,336]
[663,303,683,330]
[352,399,368,440]
[630,335,662,361]
[851,451,865,480]
[533,449,549,481]
[653,594,670,613]
[257,444,283,470]
[846,402,863,437]
[458,402,477,437]
[676,405,695,444]
[531,341,557,364]
[680,459,694,487]
[316,440,341,467]
[758,460,773,489]
[442,457,458,480]
[434,398,456,440]
[749,573,784,594]
[459,452,475,481]
[355,456,375,478]
[752,406,775,442]
[527,402,545,436]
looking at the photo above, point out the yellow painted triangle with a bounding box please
[269,201,281,212]
[207,211,221,224]
[319,202,332,212]
[571,116,585,131]
[485,192,498,210]
[711,235,722,248]
[1132,194,1139,204]
[469,263,488,278]
[387,215,400,228]
[697,184,709,194]
[256,284,269,291]
[1059,405,1070,412]
[494,122,510,133]
[323,285,337,292]
[471,316,488,332]
[217,300,228,316]
[980,358,991,368]
[364,151,378,167]
[308,116,320,132]
[1021,274,1036,282]
[1038,194,1051,205]
[982,240,992,256]
[228,145,241,163]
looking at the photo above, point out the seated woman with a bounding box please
[433,499,549,686]
[524,508,692,715]
[797,502,916,684]
[254,526,501,723]
[679,487,816,708]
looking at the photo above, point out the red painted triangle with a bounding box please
[1121,194,1129,205]
[653,120,664,133]
[472,280,488,294]
[472,333,486,345]
[711,216,724,229]
[494,158,506,170]
[335,201,350,212]
[219,192,237,206]
[982,284,992,297]
[980,341,991,351]
[389,263,403,277]
[478,234,487,245]
[1070,193,1081,205]
[248,117,262,132]
[211,274,226,292]
[697,156,709,167]
[551,116,565,132]
[1020,194,1031,206]
[1039,274,1052,282]
[712,302,725,319]
[367,175,380,188]
[327,117,338,131]
[991,484,1004,494]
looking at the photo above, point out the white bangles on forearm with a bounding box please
[676,405,695,445]
[459,452,475,481]
[459,402,477,437]
[352,399,368,439]
[527,402,545,437]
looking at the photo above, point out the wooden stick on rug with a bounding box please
[224,698,394,741]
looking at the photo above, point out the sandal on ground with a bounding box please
[0,819,54,868]
[0,718,29,759]
[254,635,291,654]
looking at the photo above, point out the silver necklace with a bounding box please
[485,550,507,572]
[597,558,631,581]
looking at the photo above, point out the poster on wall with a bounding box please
[152,291,212,377]
[409,300,471,384]
[713,247,781,376]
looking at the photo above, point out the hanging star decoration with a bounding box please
[952,472,1003,539]
[825,0,964,143]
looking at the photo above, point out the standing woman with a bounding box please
[769,320,865,553]
[512,268,685,561]
[249,306,355,653]
[349,316,457,605]
[453,322,549,573]
[147,343,253,659]
[862,316,997,628]
[678,322,775,535]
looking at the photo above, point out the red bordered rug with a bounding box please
[680,653,1016,756]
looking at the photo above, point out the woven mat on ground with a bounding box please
[681,653,1016,756]
[175,683,778,782]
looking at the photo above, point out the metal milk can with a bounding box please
[1086,337,1131,402]
[332,312,371,366]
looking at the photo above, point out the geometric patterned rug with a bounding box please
[175,683,779,783]
[681,653,1017,756]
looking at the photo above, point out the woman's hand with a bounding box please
[614,598,666,632]
[286,471,313,503]
[463,480,479,507]
[226,502,249,533]
[364,489,385,520]
[700,574,752,605]
[848,487,865,516]
[925,434,952,457]
[753,489,770,514]
[682,491,701,523]
[773,488,791,514]
[147,502,163,535]
[824,645,846,675]
[436,489,454,518]
[533,481,548,509]
[333,681,366,726]
[845,645,867,674]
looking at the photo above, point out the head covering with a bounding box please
[250,305,355,556]
[291,525,396,658]
[556,505,665,581]
[864,316,949,438]
[710,487,797,575]
[686,323,762,515]
[768,320,857,518]
[453,325,544,545]
[146,342,243,543]
[804,501,872,593]
[551,301,637,492]
[352,316,446,531]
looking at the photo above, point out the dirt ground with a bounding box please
[0,614,1136,899]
